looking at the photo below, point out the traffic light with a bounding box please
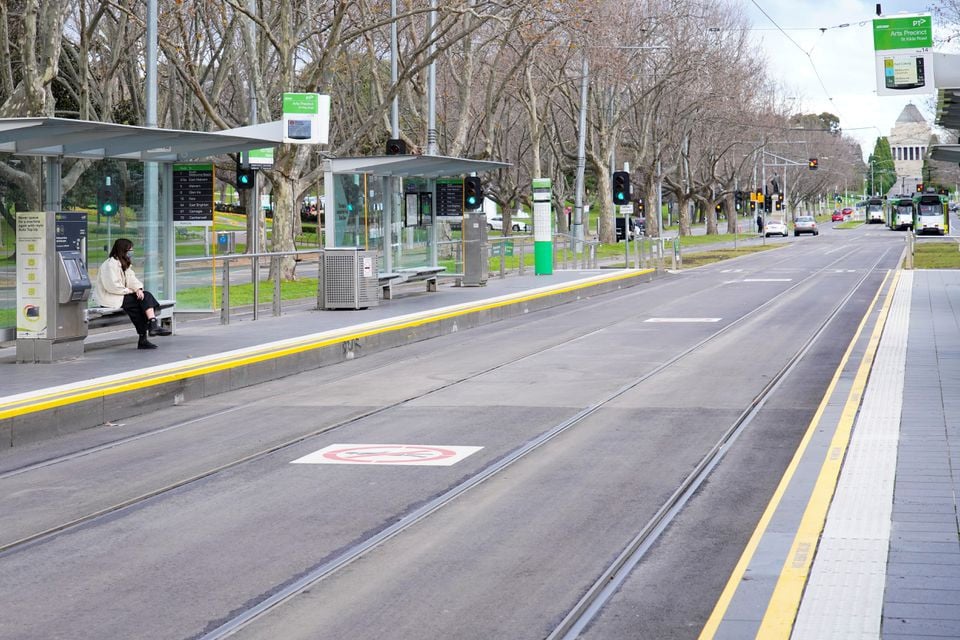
[97,183,118,217]
[735,191,743,212]
[808,158,818,170]
[715,203,722,214]
[775,199,782,211]
[385,138,407,155]
[917,182,924,192]
[750,201,756,212]
[612,171,630,206]
[464,176,483,210]
[236,164,255,190]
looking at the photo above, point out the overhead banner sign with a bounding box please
[873,14,934,96]
[282,93,331,145]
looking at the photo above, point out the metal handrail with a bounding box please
[175,248,324,324]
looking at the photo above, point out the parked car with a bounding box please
[487,212,531,232]
[794,215,818,236]
[831,210,844,222]
[764,219,787,237]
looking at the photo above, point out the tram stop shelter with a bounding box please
[323,155,509,274]
[0,116,283,340]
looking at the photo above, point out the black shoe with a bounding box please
[138,336,158,349]
[148,318,172,337]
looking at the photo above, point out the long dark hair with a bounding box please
[109,238,133,271]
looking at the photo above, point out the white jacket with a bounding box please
[95,257,144,308]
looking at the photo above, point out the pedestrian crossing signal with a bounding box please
[464,176,483,210]
[808,158,818,170]
[97,184,118,217]
[612,171,630,206]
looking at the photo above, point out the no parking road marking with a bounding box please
[291,444,483,466]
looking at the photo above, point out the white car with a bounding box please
[487,212,531,232]
[764,219,787,237]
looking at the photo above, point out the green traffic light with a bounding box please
[616,192,625,201]
[103,204,113,213]
[467,196,477,206]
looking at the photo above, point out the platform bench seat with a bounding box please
[86,299,176,333]
[380,267,445,300]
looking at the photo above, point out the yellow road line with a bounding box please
[0,270,651,420]
[698,268,898,640]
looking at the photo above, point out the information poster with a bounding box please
[16,212,47,338]
[55,211,87,255]
[435,178,464,217]
[173,163,215,226]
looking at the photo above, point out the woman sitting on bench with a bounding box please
[94,238,171,350]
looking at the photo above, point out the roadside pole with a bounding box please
[533,178,553,275]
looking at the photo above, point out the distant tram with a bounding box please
[866,197,885,224]
[913,192,949,235]
[886,196,914,231]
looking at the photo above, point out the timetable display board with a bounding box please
[435,178,464,217]
[173,163,215,226]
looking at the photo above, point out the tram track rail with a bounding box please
[0,244,886,564]
[194,248,897,639]
[545,249,896,639]
[0,237,841,482]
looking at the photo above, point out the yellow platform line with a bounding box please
[698,268,898,640]
[1,269,651,421]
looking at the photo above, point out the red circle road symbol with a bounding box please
[322,445,458,464]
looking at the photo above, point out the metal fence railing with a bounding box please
[176,248,323,324]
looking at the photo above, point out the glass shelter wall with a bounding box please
[326,171,439,273]
[0,154,178,341]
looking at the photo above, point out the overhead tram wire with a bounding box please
[749,0,835,106]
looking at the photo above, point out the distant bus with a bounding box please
[886,197,914,231]
[866,198,885,224]
[913,193,948,235]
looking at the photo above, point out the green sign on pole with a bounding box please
[282,93,320,114]
[873,15,933,51]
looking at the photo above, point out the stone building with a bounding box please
[889,103,932,179]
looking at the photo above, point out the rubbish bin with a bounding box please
[321,248,379,309]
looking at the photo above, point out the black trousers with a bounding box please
[121,291,161,335]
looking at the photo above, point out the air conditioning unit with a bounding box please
[321,248,378,309]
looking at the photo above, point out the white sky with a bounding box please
[743,0,945,159]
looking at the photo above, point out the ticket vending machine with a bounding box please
[16,211,92,363]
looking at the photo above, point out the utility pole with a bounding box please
[573,53,588,250]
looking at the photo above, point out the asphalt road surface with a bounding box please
[0,223,904,639]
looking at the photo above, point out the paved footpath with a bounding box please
[704,269,960,640]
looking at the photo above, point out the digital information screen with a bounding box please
[173,163,215,225]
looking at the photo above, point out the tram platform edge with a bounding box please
[0,269,653,450]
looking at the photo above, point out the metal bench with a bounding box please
[380,267,445,300]
[86,299,176,333]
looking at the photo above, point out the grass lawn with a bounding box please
[176,277,320,308]
[835,220,864,229]
[680,245,778,268]
[912,242,960,269]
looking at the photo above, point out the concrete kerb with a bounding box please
[1,269,654,447]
